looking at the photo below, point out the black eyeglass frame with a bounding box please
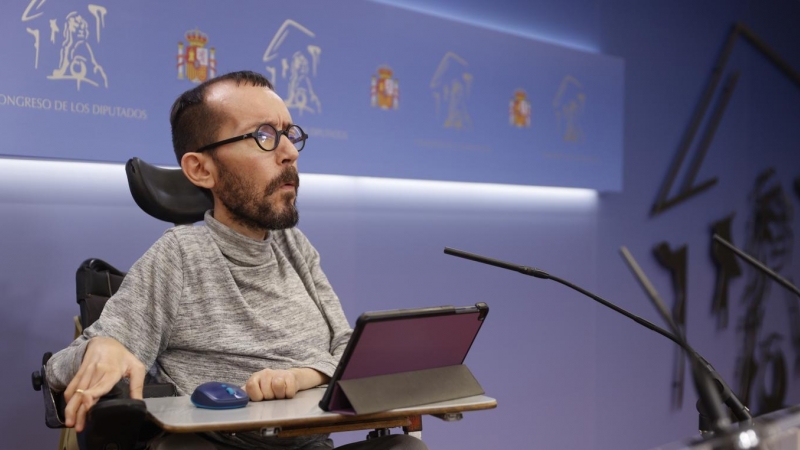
[197,123,308,153]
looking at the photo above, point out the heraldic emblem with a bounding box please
[177,28,216,84]
[371,66,399,110]
[509,89,531,128]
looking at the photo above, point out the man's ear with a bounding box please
[181,152,216,190]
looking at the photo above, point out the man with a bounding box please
[46,71,427,450]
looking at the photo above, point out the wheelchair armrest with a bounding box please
[32,353,67,428]
[33,352,177,429]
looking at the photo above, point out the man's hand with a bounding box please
[244,368,328,402]
[63,337,146,432]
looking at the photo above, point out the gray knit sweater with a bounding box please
[46,211,352,448]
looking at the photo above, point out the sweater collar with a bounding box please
[204,210,273,266]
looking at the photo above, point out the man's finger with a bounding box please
[259,374,275,400]
[245,376,264,402]
[64,395,80,427]
[272,376,286,399]
[75,384,105,433]
[64,367,85,403]
[77,393,97,433]
[285,375,298,399]
[128,364,145,400]
[65,365,92,403]
[74,402,87,433]
[64,369,94,424]
[83,371,121,400]
[85,366,108,394]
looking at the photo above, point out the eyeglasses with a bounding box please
[197,123,308,153]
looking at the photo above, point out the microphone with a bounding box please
[443,247,745,432]
[712,234,800,298]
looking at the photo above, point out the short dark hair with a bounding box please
[169,70,274,164]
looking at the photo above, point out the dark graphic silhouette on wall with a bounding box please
[651,23,800,216]
[710,215,741,330]
[734,168,794,414]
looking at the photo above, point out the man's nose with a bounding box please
[276,134,300,165]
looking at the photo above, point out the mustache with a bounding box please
[265,166,300,196]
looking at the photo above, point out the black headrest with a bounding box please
[125,157,212,225]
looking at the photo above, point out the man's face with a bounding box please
[204,82,300,232]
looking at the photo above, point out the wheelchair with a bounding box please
[31,158,211,450]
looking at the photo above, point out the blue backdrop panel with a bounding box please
[0,0,623,190]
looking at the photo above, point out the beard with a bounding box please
[213,158,300,232]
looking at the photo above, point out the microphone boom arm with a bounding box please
[712,234,800,298]
[443,246,749,431]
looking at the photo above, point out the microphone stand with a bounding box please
[443,247,747,435]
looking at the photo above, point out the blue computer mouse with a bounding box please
[191,382,250,409]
